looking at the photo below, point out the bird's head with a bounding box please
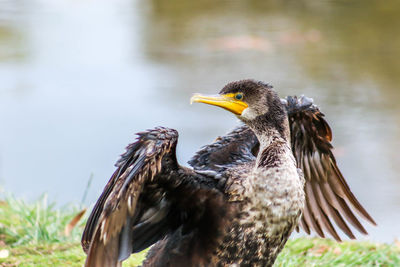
[191,79,288,139]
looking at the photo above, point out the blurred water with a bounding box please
[0,0,399,242]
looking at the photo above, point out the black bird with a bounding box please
[81,80,376,267]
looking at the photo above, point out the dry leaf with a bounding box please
[333,247,342,255]
[64,208,86,237]
[309,245,330,256]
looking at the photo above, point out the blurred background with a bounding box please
[0,0,399,243]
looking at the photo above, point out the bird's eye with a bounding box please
[235,93,243,100]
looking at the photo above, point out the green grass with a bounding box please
[0,195,83,245]
[0,195,399,266]
[0,243,146,267]
[275,238,400,267]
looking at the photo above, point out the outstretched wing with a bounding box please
[189,124,258,172]
[82,127,222,267]
[286,95,376,241]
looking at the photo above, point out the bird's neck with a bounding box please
[254,129,288,167]
[246,115,292,168]
[248,114,290,149]
[256,128,288,149]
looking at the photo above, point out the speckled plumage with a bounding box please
[82,80,375,267]
[213,143,304,266]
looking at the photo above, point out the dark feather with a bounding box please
[82,127,226,267]
[286,95,376,240]
[189,124,258,172]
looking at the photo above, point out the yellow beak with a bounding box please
[190,93,248,115]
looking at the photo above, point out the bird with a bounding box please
[81,79,376,267]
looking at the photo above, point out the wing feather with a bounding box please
[309,180,341,241]
[286,95,376,240]
[82,127,180,266]
[189,124,258,172]
[82,127,225,266]
[304,182,325,237]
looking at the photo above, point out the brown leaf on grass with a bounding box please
[333,247,342,255]
[64,208,86,237]
[309,245,330,257]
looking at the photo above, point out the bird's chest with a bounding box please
[216,165,304,266]
[215,203,302,267]
[246,166,305,225]
[227,164,305,229]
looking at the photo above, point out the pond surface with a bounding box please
[0,0,399,243]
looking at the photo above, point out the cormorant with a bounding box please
[81,79,376,267]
